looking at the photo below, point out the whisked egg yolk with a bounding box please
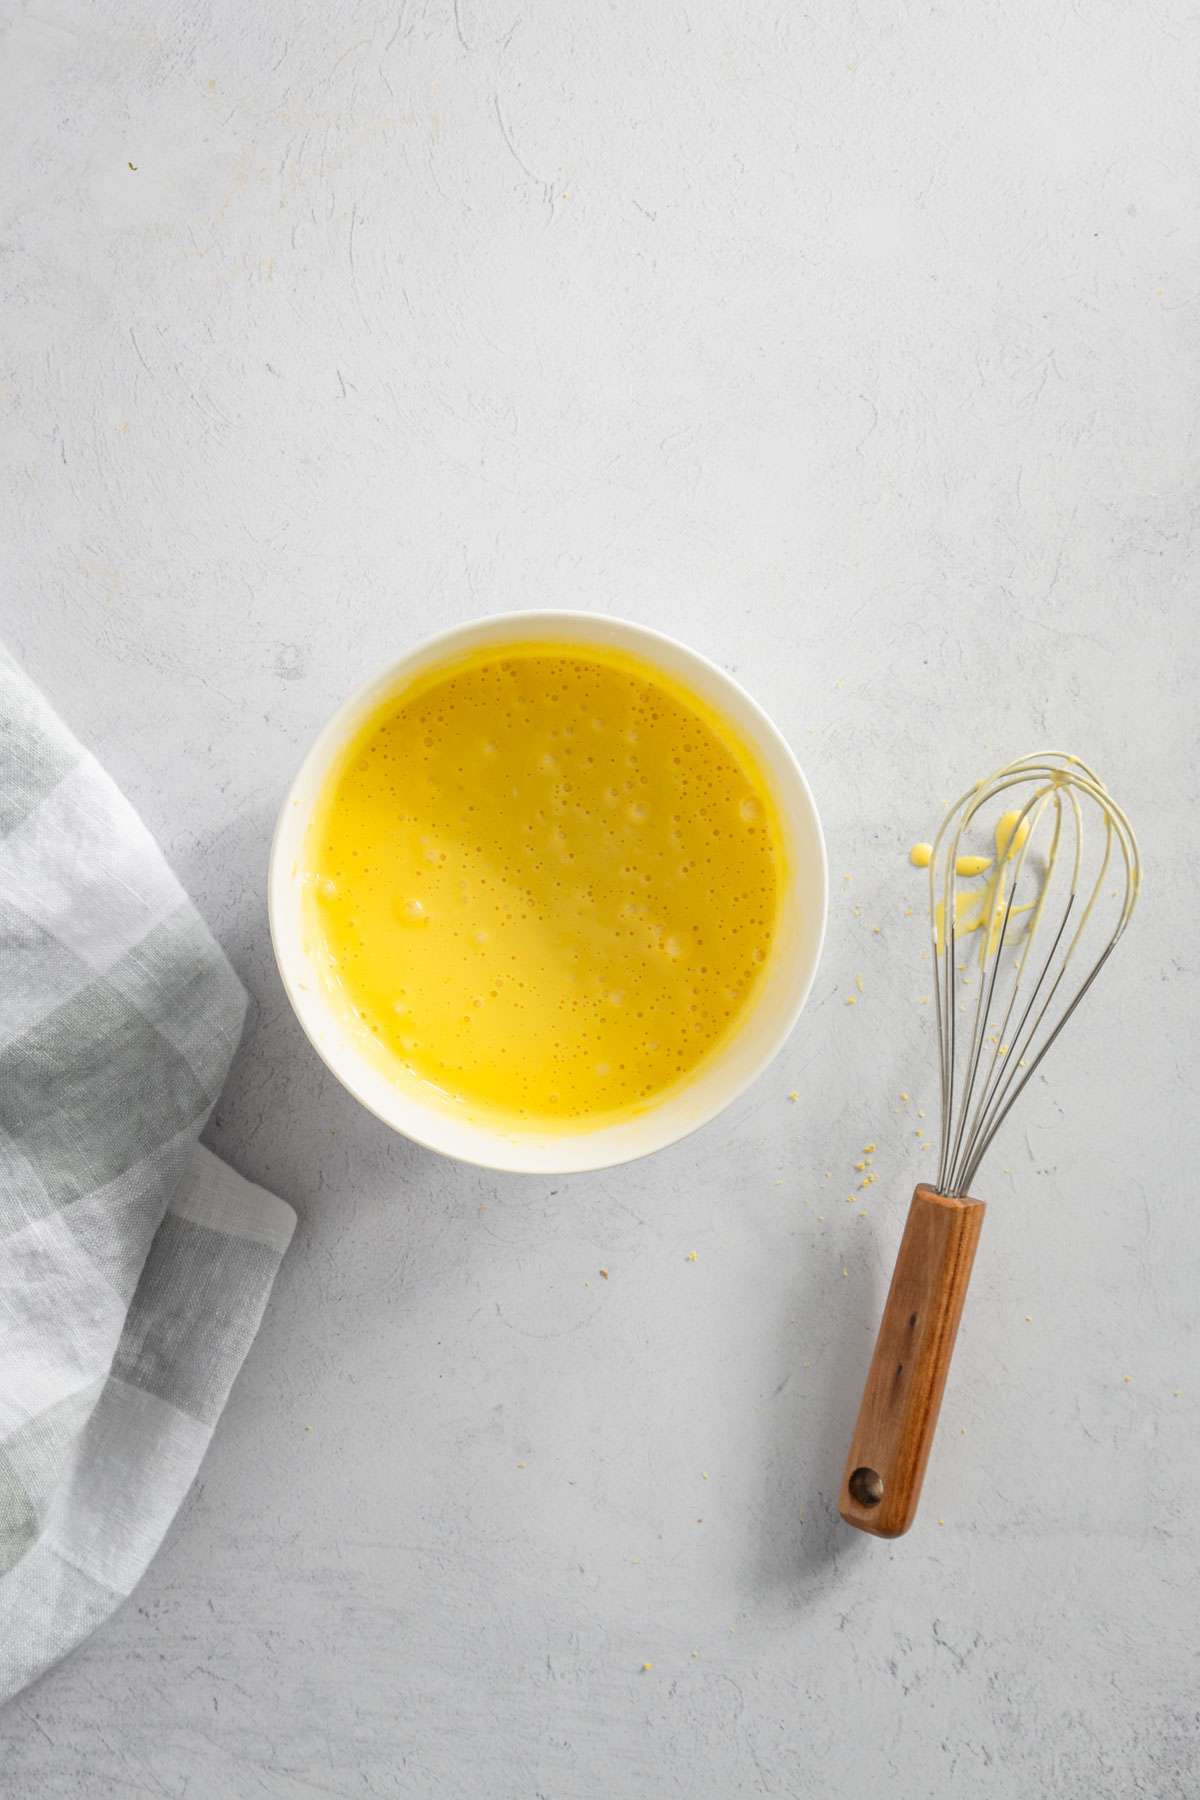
[305,643,784,1128]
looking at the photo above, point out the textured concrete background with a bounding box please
[2,0,1198,1794]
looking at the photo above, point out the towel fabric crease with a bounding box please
[0,648,294,1704]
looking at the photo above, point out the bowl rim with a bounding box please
[268,609,828,1173]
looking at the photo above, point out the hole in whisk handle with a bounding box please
[840,1185,986,1538]
[848,1466,884,1507]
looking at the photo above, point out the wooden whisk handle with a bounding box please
[839,1184,985,1538]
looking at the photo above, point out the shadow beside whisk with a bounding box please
[749,1201,885,1599]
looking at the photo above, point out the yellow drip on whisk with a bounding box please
[993,809,1031,861]
[928,812,1038,961]
[972,811,1033,965]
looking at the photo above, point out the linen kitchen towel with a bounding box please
[0,646,295,1704]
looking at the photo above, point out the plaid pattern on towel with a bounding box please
[0,648,294,1704]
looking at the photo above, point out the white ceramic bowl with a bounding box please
[269,612,827,1173]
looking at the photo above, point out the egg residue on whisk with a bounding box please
[993,808,1031,861]
[913,805,1043,959]
[910,841,998,882]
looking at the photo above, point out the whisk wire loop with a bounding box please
[928,753,1140,1198]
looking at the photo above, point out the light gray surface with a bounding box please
[1,0,1197,1793]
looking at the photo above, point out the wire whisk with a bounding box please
[930,752,1141,1199]
[840,750,1141,1539]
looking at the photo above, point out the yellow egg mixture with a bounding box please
[305,643,783,1128]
